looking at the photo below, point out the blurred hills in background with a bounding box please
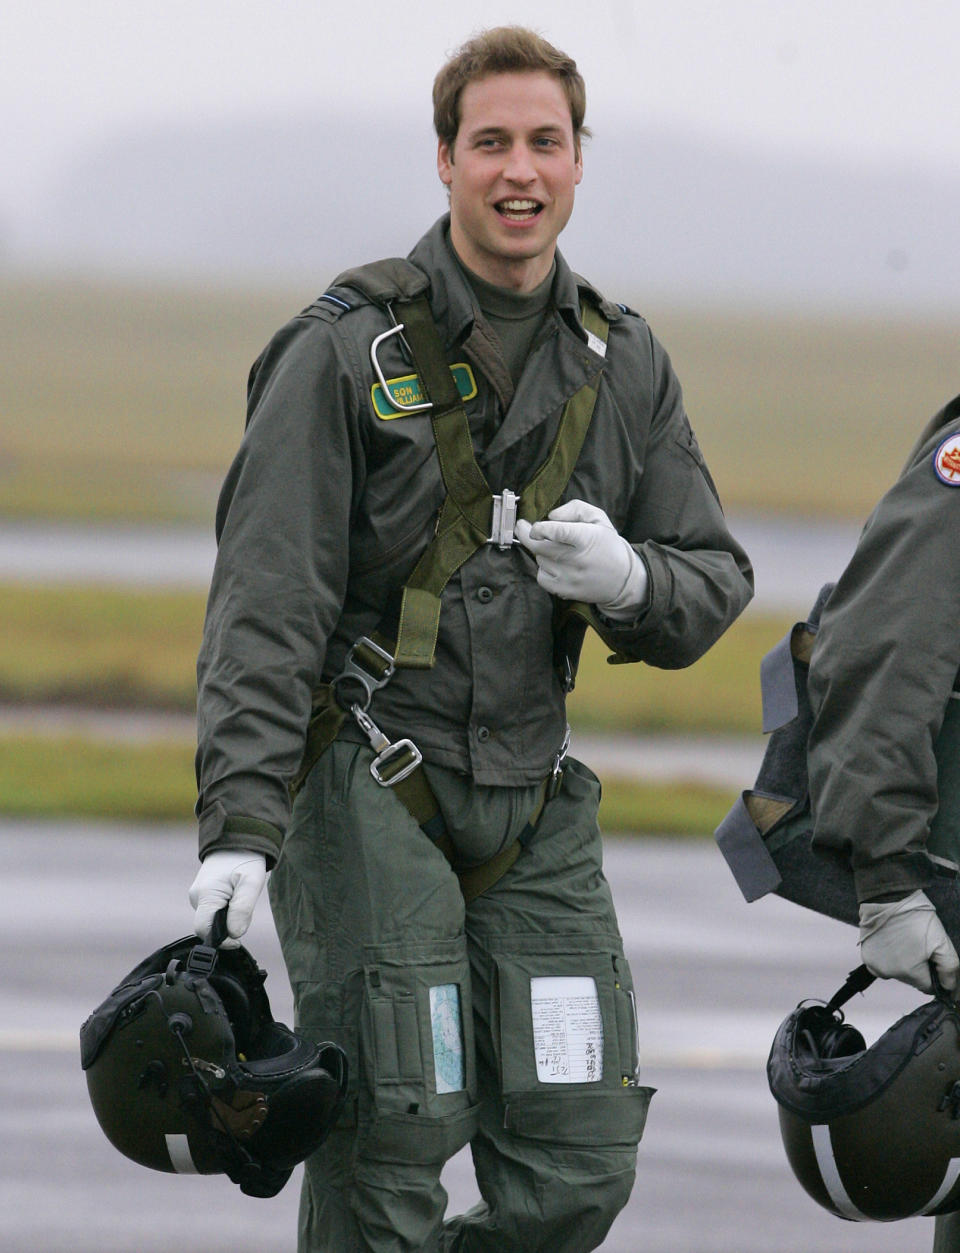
[2,109,958,314]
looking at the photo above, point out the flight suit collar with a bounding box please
[407,217,609,464]
[406,215,605,354]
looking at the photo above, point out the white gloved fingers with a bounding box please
[514,502,646,611]
[189,849,267,948]
[532,519,596,550]
[516,515,636,606]
[513,517,533,547]
[858,889,958,994]
[224,860,268,940]
[545,499,616,528]
[929,920,960,992]
[515,518,582,554]
[530,557,569,596]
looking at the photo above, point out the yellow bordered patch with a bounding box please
[371,363,477,419]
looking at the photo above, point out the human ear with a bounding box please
[437,139,454,186]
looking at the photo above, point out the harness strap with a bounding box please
[825,965,877,1015]
[293,295,609,899]
[391,294,609,669]
[291,682,558,904]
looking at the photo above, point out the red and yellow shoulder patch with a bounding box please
[933,433,960,486]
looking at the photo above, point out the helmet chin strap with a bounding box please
[823,964,876,1016]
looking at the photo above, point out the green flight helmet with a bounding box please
[80,915,348,1198]
[768,965,960,1222]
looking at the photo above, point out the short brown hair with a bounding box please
[433,26,589,153]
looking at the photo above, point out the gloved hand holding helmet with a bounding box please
[81,918,348,1197]
[514,499,648,619]
[858,888,960,994]
[768,964,960,1222]
[190,849,267,948]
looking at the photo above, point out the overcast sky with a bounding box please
[2,0,957,219]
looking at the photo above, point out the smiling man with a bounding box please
[437,69,582,291]
[189,26,752,1253]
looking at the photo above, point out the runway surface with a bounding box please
[1,821,938,1252]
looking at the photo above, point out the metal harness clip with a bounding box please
[351,705,423,788]
[369,319,433,414]
[488,488,520,548]
[547,725,571,799]
[331,636,396,712]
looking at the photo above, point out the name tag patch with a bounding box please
[371,363,477,419]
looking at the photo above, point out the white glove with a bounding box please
[858,889,959,994]
[189,849,267,948]
[514,500,648,618]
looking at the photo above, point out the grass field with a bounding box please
[0,732,739,835]
[1,580,782,732]
[5,273,952,827]
[3,275,959,522]
[0,579,775,829]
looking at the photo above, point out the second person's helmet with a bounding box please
[768,965,960,1222]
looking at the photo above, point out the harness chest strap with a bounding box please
[391,292,609,669]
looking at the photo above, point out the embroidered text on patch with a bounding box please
[371,363,477,419]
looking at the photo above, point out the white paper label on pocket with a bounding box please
[430,983,465,1093]
[530,975,603,1083]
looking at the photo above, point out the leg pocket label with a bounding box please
[531,975,603,1083]
[429,983,465,1094]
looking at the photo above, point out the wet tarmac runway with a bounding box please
[1,821,936,1252]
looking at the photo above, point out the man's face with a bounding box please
[437,70,583,292]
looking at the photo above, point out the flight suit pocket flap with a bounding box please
[363,1102,479,1164]
[504,1086,655,1148]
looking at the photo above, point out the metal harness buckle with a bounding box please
[330,636,396,712]
[488,488,520,548]
[351,705,423,788]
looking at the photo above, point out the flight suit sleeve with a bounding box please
[808,414,960,901]
[595,325,754,667]
[195,313,365,865]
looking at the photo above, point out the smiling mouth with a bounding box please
[496,199,543,221]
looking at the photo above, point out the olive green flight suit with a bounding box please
[270,744,651,1251]
[196,216,753,1251]
[807,396,960,1252]
[809,396,960,899]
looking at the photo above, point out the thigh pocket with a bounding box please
[360,935,479,1164]
[492,934,654,1148]
[505,1086,654,1148]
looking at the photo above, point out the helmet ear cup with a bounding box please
[208,973,255,1052]
[815,1019,866,1061]
[794,1006,865,1067]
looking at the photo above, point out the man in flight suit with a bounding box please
[189,26,753,1252]
[807,394,960,1251]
